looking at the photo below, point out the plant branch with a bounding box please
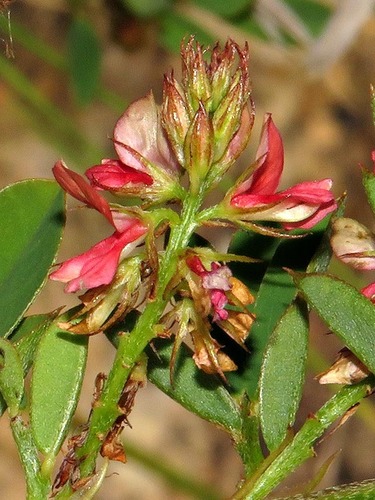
[76,190,203,478]
[231,376,375,499]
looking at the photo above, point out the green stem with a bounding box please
[11,416,50,500]
[286,478,375,499]
[231,376,375,500]
[77,190,203,477]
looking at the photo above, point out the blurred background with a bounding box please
[1,0,375,498]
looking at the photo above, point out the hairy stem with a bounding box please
[11,416,50,500]
[77,190,203,477]
[231,376,375,500]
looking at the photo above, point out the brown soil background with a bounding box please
[1,1,375,498]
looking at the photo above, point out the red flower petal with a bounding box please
[53,160,114,227]
[50,218,147,293]
[234,114,284,198]
[86,159,153,190]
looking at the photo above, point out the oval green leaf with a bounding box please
[0,314,55,417]
[294,273,375,374]
[0,180,64,338]
[259,300,309,451]
[31,317,88,456]
[146,339,242,435]
[0,338,24,417]
[68,18,101,105]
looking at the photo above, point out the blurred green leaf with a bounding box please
[31,317,88,457]
[284,0,332,37]
[362,168,375,217]
[259,300,308,451]
[122,0,171,17]
[147,339,242,435]
[294,273,375,375]
[236,16,269,41]
[160,11,213,53]
[0,180,64,338]
[192,0,251,18]
[0,338,24,417]
[68,18,101,105]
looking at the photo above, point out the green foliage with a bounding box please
[0,180,64,338]
[229,225,328,397]
[294,273,375,375]
[31,317,88,458]
[259,300,308,451]
[284,0,332,37]
[362,168,375,216]
[160,11,213,53]
[122,0,171,17]
[67,18,102,106]
[192,0,252,18]
[0,338,24,417]
[147,339,242,434]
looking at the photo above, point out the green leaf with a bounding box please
[159,11,213,54]
[121,0,171,17]
[236,17,269,41]
[0,338,24,417]
[284,0,332,37]
[362,168,375,217]
[0,314,56,418]
[294,273,375,375]
[192,0,251,18]
[259,300,309,451]
[228,230,280,293]
[68,18,101,105]
[31,316,88,458]
[146,339,242,435]
[229,229,326,396]
[13,313,57,373]
[0,180,64,338]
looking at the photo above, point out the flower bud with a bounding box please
[212,75,250,162]
[181,37,211,113]
[183,102,214,191]
[162,74,191,166]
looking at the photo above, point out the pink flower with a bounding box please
[186,255,232,321]
[50,161,148,293]
[228,114,337,229]
[86,93,182,201]
[113,92,180,175]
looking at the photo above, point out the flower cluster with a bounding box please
[50,38,336,374]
